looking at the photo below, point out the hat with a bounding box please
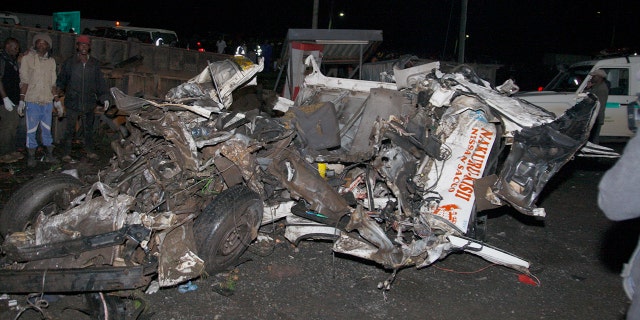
[76,35,91,44]
[32,33,52,47]
[589,69,607,78]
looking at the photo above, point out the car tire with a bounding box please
[193,185,263,275]
[0,173,83,237]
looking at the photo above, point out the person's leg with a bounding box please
[25,102,42,167]
[6,107,19,153]
[62,109,79,159]
[15,113,27,151]
[84,111,95,151]
[39,103,58,163]
[0,107,16,155]
[83,111,97,158]
[39,103,54,147]
[25,102,41,150]
[588,122,603,144]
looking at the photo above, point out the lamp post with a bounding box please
[328,0,334,29]
[329,11,344,29]
[312,0,319,29]
[458,0,468,63]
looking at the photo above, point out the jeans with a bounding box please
[25,102,53,149]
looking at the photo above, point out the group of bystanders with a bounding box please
[0,33,109,167]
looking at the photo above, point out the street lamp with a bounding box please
[458,0,468,63]
[329,11,344,29]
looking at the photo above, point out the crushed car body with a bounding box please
[0,53,619,300]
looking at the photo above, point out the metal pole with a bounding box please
[359,43,363,79]
[328,0,334,29]
[458,0,467,63]
[312,0,319,29]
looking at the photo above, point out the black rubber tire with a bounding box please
[193,185,263,274]
[0,173,83,237]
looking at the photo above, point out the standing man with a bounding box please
[0,37,23,163]
[586,69,609,144]
[56,34,109,162]
[18,33,61,167]
[260,41,272,72]
[216,37,227,54]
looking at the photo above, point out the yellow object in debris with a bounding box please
[317,162,327,178]
[233,55,254,70]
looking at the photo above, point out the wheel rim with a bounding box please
[219,222,249,256]
[217,202,260,263]
[20,202,57,230]
[196,193,263,271]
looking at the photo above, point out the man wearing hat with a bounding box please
[18,32,61,167]
[56,34,110,162]
[586,68,609,144]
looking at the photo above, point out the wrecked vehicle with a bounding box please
[0,53,619,317]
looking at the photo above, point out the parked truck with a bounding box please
[517,55,640,138]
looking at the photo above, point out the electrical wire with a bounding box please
[433,262,498,274]
[13,270,50,320]
[433,263,542,286]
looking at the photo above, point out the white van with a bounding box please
[517,56,640,138]
[0,11,20,25]
[115,26,179,47]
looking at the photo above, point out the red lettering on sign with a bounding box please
[434,203,460,223]
[452,126,495,202]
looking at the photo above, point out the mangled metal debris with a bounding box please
[0,51,618,308]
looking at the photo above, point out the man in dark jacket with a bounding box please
[0,37,23,163]
[56,35,109,161]
[586,69,609,144]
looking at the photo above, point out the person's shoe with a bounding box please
[86,152,99,160]
[45,154,60,163]
[62,155,76,163]
[27,148,36,168]
[45,146,60,164]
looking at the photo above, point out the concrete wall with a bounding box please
[0,24,230,98]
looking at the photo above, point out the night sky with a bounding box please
[6,0,639,64]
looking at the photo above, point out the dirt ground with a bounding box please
[0,136,636,319]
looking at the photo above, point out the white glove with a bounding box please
[103,100,110,111]
[3,97,15,112]
[54,101,64,117]
[17,101,25,117]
